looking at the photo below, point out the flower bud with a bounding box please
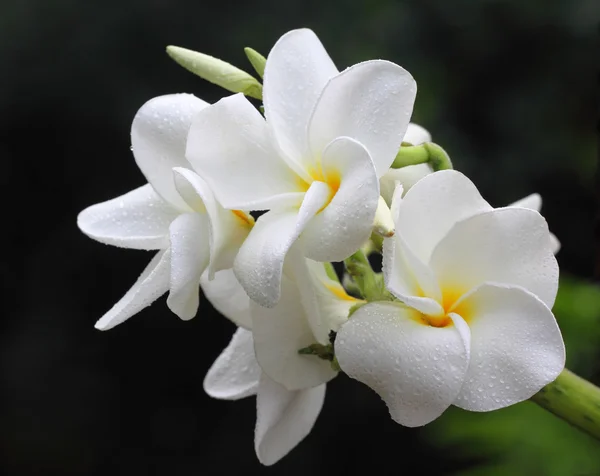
[166,45,263,100]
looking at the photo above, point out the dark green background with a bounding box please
[1,0,599,474]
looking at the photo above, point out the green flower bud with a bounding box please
[166,45,263,100]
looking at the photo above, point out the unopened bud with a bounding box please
[166,45,263,100]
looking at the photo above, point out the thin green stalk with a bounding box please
[531,369,600,440]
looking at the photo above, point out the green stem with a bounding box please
[343,249,391,301]
[531,369,600,440]
[390,142,453,172]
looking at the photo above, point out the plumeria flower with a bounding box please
[379,122,432,205]
[77,94,253,329]
[202,251,362,464]
[185,28,417,308]
[335,170,565,427]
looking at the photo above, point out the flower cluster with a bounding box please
[78,28,565,465]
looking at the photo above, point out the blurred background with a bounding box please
[1,0,599,474]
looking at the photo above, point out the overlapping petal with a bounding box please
[301,137,380,262]
[308,61,416,177]
[95,249,171,330]
[200,269,252,329]
[251,274,337,391]
[452,283,565,411]
[234,181,331,308]
[166,213,210,320]
[77,184,179,250]
[397,170,492,263]
[255,374,325,466]
[173,167,253,278]
[185,94,305,210]
[430,207,559,309]
[336,302,470,427]
[263,28,338,163]
[383,230,443,315]
[204,328,261,400]
[131,93,207,210]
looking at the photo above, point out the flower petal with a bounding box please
[379,164,432,206]
[251,273,337,391]
[306,259,362,333]
[131,94,207,210]
[77,184,179,250]
[430,207,559,309]
[404,123,431,145]
[336,301,469,427]
[308,60,416,177]
[301,137,380,262]
[383,225,443,315]
[452,283,565,411]
[255,373,325,466]
[203,328,261,400]
[508,193,561,255]
[185,94,304,210]
[263,28,338,164]
[95,249,171,330]
[173,168,253,278]
[200,269,252,329]
[397,170,492,263]
[234,181,330,308]
[509,193,541,211]
[166,213,210,320]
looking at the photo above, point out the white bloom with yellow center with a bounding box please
[185,28,416,308]
[202,252,362,465]
[77,94,253,329]
[335,170,565,427]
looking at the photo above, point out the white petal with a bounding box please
[203,328,261,400]
[185,94,304,210]
[255,374,325,466]
[251,273,337,391]
[397,170,492,263]
[200,269,252,329]
[234,181,329,308]
[131,94,208,210]
[263,28,338,163]
[301,137,380,262]
[306,259,362,332]
[173,168,253,278]
[336,301,470,427]
[95,249,171,330]
[308,60,416,177]
[166,213,210,320]
[509,193,542,211]
[403,123,431,145]
[383,227,443,315]
[549,233,561,255]
[430,207,559,309]
[452,283,565,411]
[379,163,432,206]
[77,184,179,250]
[508,193,561,255]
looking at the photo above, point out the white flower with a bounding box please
[77,94,253,329]
[335,170,565,427]
[185,28,417,308]
[202,252,362,465]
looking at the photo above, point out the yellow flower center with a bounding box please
[298,163,341,213]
